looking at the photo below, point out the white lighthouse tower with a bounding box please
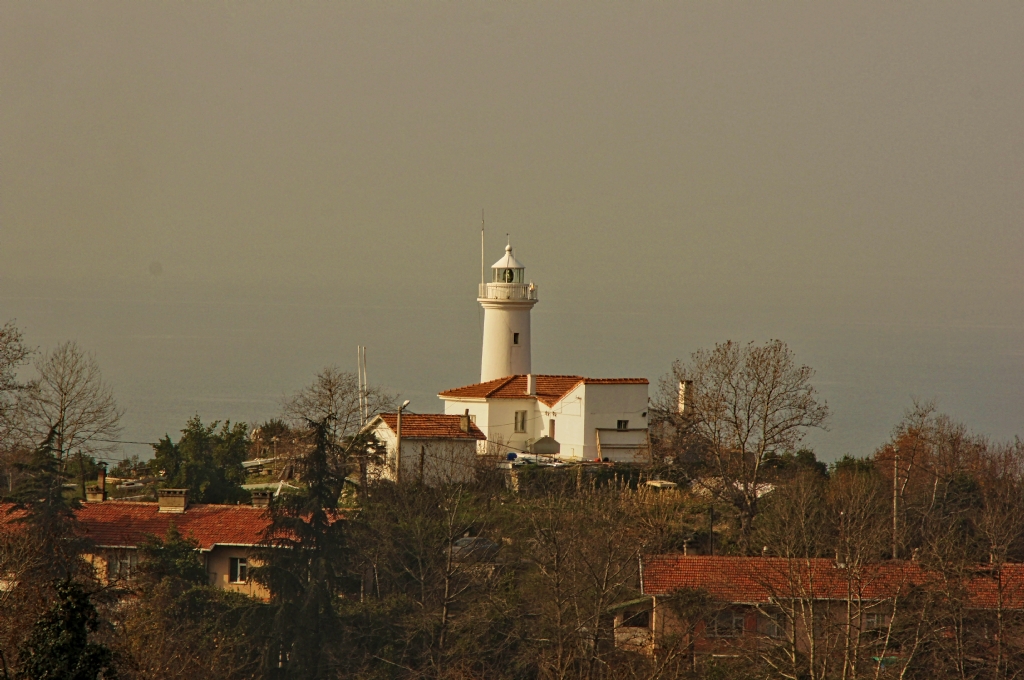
[478,242,538,382]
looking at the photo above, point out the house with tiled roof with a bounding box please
[364,412,486,485]
[3,490,275,600]
[614,555,1024,658]
[438,239,651,463]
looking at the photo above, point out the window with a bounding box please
[617,420,629,431]
[229,557,248,583]
[864,613,886,630]
[707,609,745,637]
[621,608,651,629]
[513,332,519,345]
[760,611,787,639]
[514,411,527,433]
[548,418,555,439]
[106,550,138,580]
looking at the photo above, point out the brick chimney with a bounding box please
[526,374,536,396]
[86,462,108,502]
[460,409,471,433]
[157,489,188,513]
[251,490,272,508]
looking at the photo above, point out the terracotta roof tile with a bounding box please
[375,414,486,440]
[73,501,271,550]
[642,555,1024,610]
[439,375,648,408]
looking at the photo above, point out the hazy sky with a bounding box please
[2,2,1022,462]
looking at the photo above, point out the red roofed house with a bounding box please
[76,490,273,600]
[438,240,650,463]
[364,412,487,485]
[617,555,1024,662]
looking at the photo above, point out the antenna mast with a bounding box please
[481,209,485,287]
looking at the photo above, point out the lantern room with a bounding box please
[491,243,525,284]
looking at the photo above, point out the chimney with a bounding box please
[459,409,470,433]
[98,462,107,498]
[157,488,188,513]
[526,374,536,396]
[85,485,105,503]
[677,380,693,415]
[251,490,272,509]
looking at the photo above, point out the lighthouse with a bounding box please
[478,242,538,382]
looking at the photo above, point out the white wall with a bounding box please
[442,381,649,463]
[479,299,534,382]
[367,420,478,485]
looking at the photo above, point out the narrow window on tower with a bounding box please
[513,333,519,345]
[515,411,527,433]
[549,419,555,439]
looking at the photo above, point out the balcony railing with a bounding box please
[478,282,539,301]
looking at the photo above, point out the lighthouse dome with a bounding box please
[491,243,524,270]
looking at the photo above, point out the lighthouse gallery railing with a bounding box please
[478,283,539,301]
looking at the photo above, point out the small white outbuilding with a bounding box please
[364,412,487,486]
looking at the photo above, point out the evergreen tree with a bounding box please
[150,416,249,504]
[16,579,116,680]
[253,419,347,679]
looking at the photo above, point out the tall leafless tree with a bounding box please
[0,322,32,447]
[17,341,122,469]
[282,366,393,444]
[660,340,829,551]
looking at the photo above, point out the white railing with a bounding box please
[478,282,539,301]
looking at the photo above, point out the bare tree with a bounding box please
[17,341,122,469]
[282,366,393,445]
[660,340,829,551]
[0,322,32,448]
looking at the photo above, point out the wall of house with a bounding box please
[205,546,269,600]
[368,422,479,485]
[648,597,880,658]
[85,547,269,601]
[443,383,649,462]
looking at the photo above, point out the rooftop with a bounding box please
[2,501,271,551]
[373,413,486,440]
[642,555,1024,610]
[439,375,649,408]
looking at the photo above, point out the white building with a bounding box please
[364,412,486,485]
[438,240,650,463]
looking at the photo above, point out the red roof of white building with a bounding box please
[439,375,648,408]
[642,555,1024,610]
[374,413,486,440]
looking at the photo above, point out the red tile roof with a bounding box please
[642,555,1024,610]
[374,413,486,440]
[3,501,272,551]
[439,375,648,408]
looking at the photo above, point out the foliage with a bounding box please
[110,580,266,679]
[252,419,348,678]
[108,455,146,480]
[150,416,249,504]
[16,579,117,680]
[137,524,208,588]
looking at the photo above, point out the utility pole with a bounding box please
[892,446,899,560]
[395,400,410,484]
